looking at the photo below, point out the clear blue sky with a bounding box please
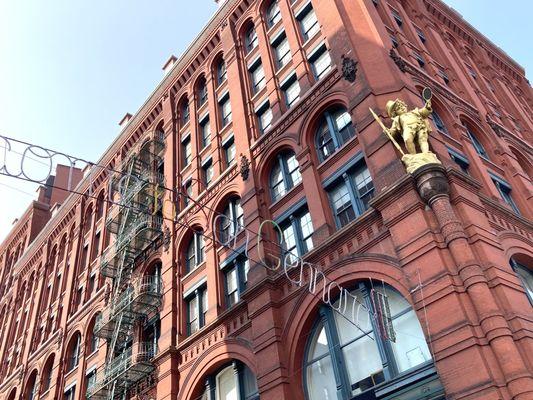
[0,0,531,242]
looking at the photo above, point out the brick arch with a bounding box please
[298,91,351,160]
[236,16,255,48]
[178,338,257,400]
[5,387,17,400]
[499,231,533,265]
[22,368,38,399]
[508,145,533,178]
[282,254,410,381]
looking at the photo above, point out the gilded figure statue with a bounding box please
[369,88,441,174]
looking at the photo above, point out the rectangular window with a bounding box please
[90,232,100,262]
[309,45,332,80]
[183,180,192,207]
[64,386,76,400]
[223,136,236,168]
[491,176,520,214]
[256,103,273,134]
[87,369,97,391]
[81,245,88,269]
[202,160,214,188]
[187,286,207,335]
[390,34,399,48]
[282,76,301,108]
[249,61,266,93]
[327,163,374,228]
[200,117,211,148]
[415,27,426,43]
[297,4,319,41]
[273,34,291,69]
[182,136,192,168]
[279,208,314,262]
[466,64,477,80]
[224,257,249,308]
[448,150,470,175]
[465,127,489,159]
[413,51,425,68]
[391,9,403,27]
[219,96,232,127]
[438,69,450,85]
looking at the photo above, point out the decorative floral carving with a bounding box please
[240,155,250,181]
[341,55,358,83]
[389,49,407,72]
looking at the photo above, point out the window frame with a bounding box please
[297,3,320,42]
[185,284,208,335]
[266,0,281,28]
[185,231,205,273]
[244,25,258,53]
[490,174,520,215]
[510,259,533,305]
[222,255,249,308]
[325,159,374,228]
[256,101,273,134]
[200,116,211,148]
[272,33,291,69]
[270,151,302,202]
[219,93,232,127]
[277,206,314,260]
[308,44,332,80]
[315,107,356,162]
[303,282,439,400]
[249,59,266,94]
[223,135,236,168]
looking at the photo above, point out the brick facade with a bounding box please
[0,0,531,399]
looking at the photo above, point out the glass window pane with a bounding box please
[515,264,533,300]
[299,211,314,252]
[308,322,329,360]
[216,366,238,400]
[390,310,431,372]
[341,335,384,395]
[242,365,259,399]
[301,8,319,39]
[271,163,285,201]
[306,356,337,400]
[286,153,301,186]
[313,50,331,80]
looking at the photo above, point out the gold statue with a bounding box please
[370,88,441,174]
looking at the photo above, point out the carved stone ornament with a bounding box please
[389,48,407,72]
[240,155,250,181]
[486,115,502,137]
[341,55,358,83]
[163,225,171,252]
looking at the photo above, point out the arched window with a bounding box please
[270,151,302,202]
[220,198,244,243]
[41,354,55,393]
[87,313,100,354]
[197,77,208,107]
[83,206,93,235]
[186,230,205,273]
[511,258,533,304]
[216,57,227,86]
[244,24,258,53]
[181,97,190,126]
[96,191,105,220]
[304,282,434,399]
[315,107,355,162]
[431,110,448,134]
[266,0,281,28]
[463,123,489,159]
[66,332,81,371]
[200,361,259,400]
[24,370,38,400]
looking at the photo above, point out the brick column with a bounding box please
[412,163,533,400]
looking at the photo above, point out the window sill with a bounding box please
[373,361,443,400]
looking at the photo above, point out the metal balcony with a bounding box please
[86,342,157,400]
[99,244,136,278]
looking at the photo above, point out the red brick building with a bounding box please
[0,0,532,399]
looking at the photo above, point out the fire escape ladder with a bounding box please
[88,136,165,400]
